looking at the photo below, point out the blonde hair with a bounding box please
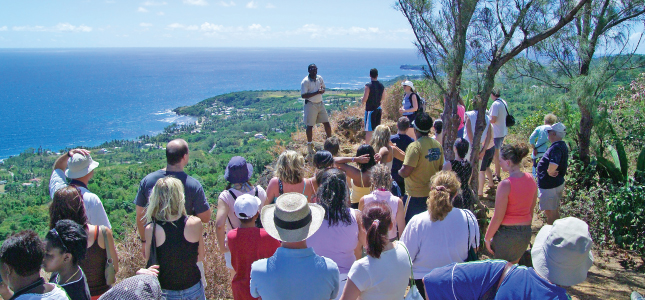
[370,125,391,153]
[370,164,392,190]
[427,171,460,222]
[145,177,187,223]
[274,150,305,184]
[544,114,557,125]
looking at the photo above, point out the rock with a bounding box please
[257,165,274,187]
[336,116,364,143]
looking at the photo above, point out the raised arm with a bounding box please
[390,144,406,161]
[334,156,369,183]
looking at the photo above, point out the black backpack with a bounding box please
[412,92,426,115]
[496,99,515,127]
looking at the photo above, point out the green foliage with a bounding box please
[607,185,645,256]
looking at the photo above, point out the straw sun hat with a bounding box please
[261,192,325,243]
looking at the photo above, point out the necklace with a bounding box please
[62,267,81,284]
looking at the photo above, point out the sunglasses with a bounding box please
[49,228,69,253]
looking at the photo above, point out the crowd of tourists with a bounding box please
[0,65,599,300]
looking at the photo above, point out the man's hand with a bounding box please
[69,148,91,157]
[548,169,559,177]
[54,148,90,171]
[319,87,325,94]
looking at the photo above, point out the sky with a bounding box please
[0,0,418,48]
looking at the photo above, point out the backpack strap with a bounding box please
[226,189,237,229]
[496,99,510,116]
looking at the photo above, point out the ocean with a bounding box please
[0,48,424,158]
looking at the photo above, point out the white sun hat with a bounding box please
[260,192,325,243]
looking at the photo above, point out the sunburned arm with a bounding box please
[334,156,369,185]
[53,148,90,170]
[484,179,510,255]
[378,146,390,164]
[215,199,230,253]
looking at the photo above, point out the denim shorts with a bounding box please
[163,281,206,300]
[492,225,532,262]
[494,137,505,149]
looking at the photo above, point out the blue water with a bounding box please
[0,48,424,158]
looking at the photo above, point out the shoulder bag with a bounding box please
[464,209,479,262]
[401,243,424,300]
[146,220,158,268]
[100,225,117,285]
[495,99,515,127]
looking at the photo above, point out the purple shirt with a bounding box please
[307,208,359,274]
[363,190,400,240]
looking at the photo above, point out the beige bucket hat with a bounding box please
[65,153,99,179]
[261,192,325,243]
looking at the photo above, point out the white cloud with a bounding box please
[183,0,208,5]
[0,26,7,31]
[143,0,167,5]
[138,7,149,12]
[246,1,257,8]
[12,23,92,33]
[157,11,165,15]
[167,23,199,30]
[200,22,224,32]
[140,22,153,27]
[265,3,275,8]
[219,1,235,6]
[248,23,270,32]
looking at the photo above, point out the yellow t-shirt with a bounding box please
[403,136,445,197]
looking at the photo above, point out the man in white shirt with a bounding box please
[464,110,495,198]
[488,88,508,181]
[49,149,111,229]
[301,64,332,155]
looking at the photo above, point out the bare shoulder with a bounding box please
[186,215,203,226]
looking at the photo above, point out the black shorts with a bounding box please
[404,114,416,124]
[480,147,496,171]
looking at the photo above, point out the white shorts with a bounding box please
[334,273,348,300]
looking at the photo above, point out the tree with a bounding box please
[397,0,479,160]
[399,0,589,199]
[508,0,645,165]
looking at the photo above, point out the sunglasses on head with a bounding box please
[49,228,69,253]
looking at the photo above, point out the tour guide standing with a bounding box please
[302,64,333,155]
[134,139,211,255]
[398,112,444,223]
[250,193,340,300]
[361,68,385,143]
[50,149,112,229]
[536,123,568,225]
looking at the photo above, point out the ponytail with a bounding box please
[427,171,461,222]
[362,202,392,259]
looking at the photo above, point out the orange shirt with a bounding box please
[502,172,537,225]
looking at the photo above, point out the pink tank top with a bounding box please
[363,190,400,239]
[502,172,537,224]
[457,105,465,130]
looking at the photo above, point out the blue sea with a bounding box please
[0,48,424,158]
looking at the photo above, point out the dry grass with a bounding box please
[117,222,232,299]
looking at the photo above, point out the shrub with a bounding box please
[607,185,645,256]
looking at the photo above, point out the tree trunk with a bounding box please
[577,98,593,165]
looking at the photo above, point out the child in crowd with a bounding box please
[227,194,281,300]
[433,119,443,146]
[359,164,406,240]
[44,219,91,300]
[442,138,474,210]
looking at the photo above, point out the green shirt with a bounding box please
[403,136,444,197]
